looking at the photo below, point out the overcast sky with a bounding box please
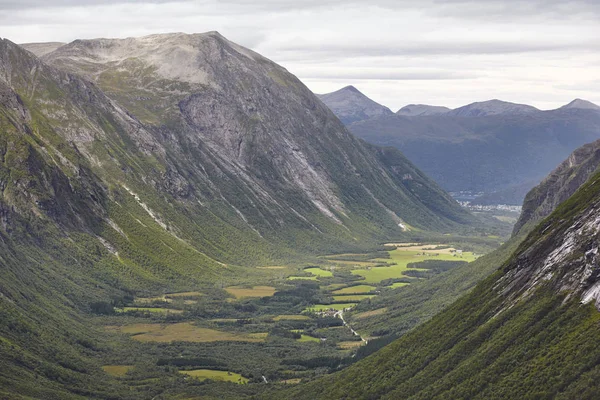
[1,0,599,110]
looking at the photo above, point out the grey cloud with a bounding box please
[299,70,476,81]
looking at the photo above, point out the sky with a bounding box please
[1,0,599,111]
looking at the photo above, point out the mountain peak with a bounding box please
[448,99,539,117]
[318,85,393,124]
[397,104,451,117]
[561,98,600,111]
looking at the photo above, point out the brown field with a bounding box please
[102,365,133,377]
[225,285,276,299]
[337,341,364,350]
[352,308,388,320]
[272,315,310,321]
[165,291,203,298]
[114,323,265,343]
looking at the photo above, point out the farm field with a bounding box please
[179,369,248,384]
[273,315,310,321]
[333,295,376,302]
[297,334,321,343]
[352,308,388,320]
[225,286,277,299]
[304,267,334,277]
[102,365,133,377]
[351,245,476,284]
[114,323,266,343]
[332,285,376,294]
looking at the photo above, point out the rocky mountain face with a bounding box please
[396,104,450,117]
[316,85,394,124]
[284,163,600,399]
[514,138,600,235]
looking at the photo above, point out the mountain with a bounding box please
[20,41,65,56]
[317,85,394,124]
[561,98,600,111]
[0,33,476,397]
[396,104,450,117]
[448,99,539,117]
[514,138,600,235]
[348,108,600,196]
[283,158,600,399]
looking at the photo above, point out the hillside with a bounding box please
[348,108,600,196]
[317,85,394,124]
[396,104,450,117]
[280,161,600,400]
[514,138,600,235]
[447,99,539,117]
[0,33,478,397]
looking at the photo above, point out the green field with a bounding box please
[179,369,248,384]
[305,303,357,312]
[287,276,318,281]
[304,267,334,277]
[333,295,376,302]
[388,282,410,289]
[352,246,475,284]
[102,365,133,377]
[332,285,376,294]
[297,334,321,343]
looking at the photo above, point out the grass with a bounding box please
[225,286,276,299]
[332,285,376,295]
[179,369,248,384]
[333,295,376,302]
[387,282,409,289]
[115,307,183,314]
[102,365,133,377]
[352,245,476,284]
[273,315,310,321]
[287,276,318,281]
[305,303,357,312]
[297,335,321,343]
[280,378,302,384]
[116,323,265,343]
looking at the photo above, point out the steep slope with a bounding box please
[448,99,539,117]
[349,108,600,195]
[37,32,473,237]
[514,138,600,235]
[282,165,600,400]
[317,85,394,124]
[396,104,450,117]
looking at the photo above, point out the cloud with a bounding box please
[0,0,598,110]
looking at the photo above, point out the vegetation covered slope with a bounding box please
[514,138,600,235]
[0,32,478,398]
[279,168,600,400]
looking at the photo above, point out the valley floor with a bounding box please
[83,238,492,398]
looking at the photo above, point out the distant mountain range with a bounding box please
[316,85,394,124]
[318,86,600,203]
